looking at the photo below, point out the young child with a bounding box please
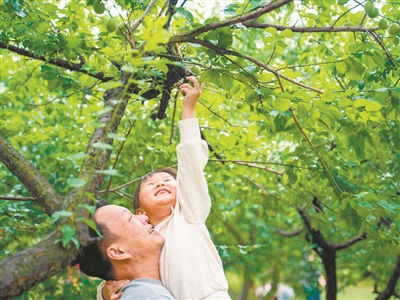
[97,76,230,299]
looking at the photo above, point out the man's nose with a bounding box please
[138,214,149,224]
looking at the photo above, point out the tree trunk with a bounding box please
[240,277,253,300]
[320,250,337,300]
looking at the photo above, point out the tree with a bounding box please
[1,0,399,299]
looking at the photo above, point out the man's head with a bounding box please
[78,205,164,280]
[134,168,177,214]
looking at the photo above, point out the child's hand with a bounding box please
[179,76,204,120]
[103,279,129,300]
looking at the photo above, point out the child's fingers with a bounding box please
[110,292,123,300]
[185,76,199,89]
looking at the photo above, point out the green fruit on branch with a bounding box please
[236,102,243,109]
[378,19,389,30]
[367,7,379,18]
[363,1,374,14]
[93,2,105,14]
[388,24,399,35]
[191,66,201,74]
[70,52,78,60]
[186,45,195,54]
[158,123,166,131]
[106,19,118,33]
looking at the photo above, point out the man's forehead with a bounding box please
[95,205,131,220]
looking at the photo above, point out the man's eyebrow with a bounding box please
[120,209,131,218]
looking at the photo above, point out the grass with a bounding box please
[336,282,375,300]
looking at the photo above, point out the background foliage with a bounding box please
[1,0,399,299]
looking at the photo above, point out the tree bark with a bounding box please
[0,135,63,216]
[0,231,77,299]
[375,255,400,300]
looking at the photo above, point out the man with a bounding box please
[77,205,175,299]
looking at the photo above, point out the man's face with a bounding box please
[139,172,177,213]
[95,205,164,257]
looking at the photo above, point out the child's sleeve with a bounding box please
[96,281,106,300]
[176,118,211,223]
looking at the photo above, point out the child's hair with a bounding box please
[133,167,177,211]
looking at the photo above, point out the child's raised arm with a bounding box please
[179,76,204,120]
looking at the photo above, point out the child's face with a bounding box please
[138,172,177,216]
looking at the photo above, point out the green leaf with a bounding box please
[95,169,122,176]
[67,152,90,161]
[175,7,194,22]
[51,210,73,222]
[274,97,291,112]
[61,225,76,247]
[79,218,98,231]
[96,107,114,116]
[78,204,97,215]
[92,143,113,150]
[366,101,382,112]
[67,36,81,48]
[376,200,397,214]
[281,29,295,38]
[66,178,87,187]
[107,133,126,141]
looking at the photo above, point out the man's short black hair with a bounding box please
[77,225,116,281]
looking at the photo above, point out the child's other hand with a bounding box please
[179,76,204,119]
[103,279,129,300]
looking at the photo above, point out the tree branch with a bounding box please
[242,22,379,33]
[276,227,304,237]
[297,206,334,250]
[187,38,323,94]
[0,135,63,216]
[0,196,35,201]
[375,255,400,300]
[334,234,367,251]
[0,41,114,82]
[169,0,293,43]
[0,231,78,299]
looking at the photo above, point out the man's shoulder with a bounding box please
[120,278,175,300]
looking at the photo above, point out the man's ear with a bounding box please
[136,208,146,215]
[106,245,130,261]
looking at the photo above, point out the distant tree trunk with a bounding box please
[240,277,253,300]
[375,255,400,300]
[320,249,337,300]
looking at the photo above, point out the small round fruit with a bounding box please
[235,178,242,185]
[106,19,118,33]
[70,52,78,60]
[378,19,389,30]
[388,23,400,35]
[191,66,201,74]
[363,1,374,14]
[186,45,195,54]
[243,186,250,193]
[236,102,243,109]
[93,2,105,14]
[158,123,166,131]
[367,7,379,18]
[45,106,53,114]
